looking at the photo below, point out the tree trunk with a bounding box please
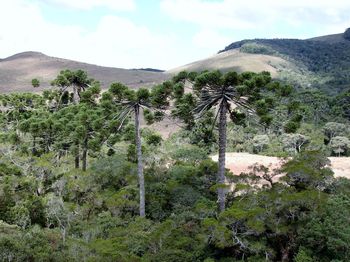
[218,103,227,212]
[82,137,88,171]
[73,86,80,104]
[75,143,80,169]
[135,105,145,217]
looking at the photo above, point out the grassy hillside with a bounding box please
[219,28,350,93]
[0,51,169,93]
[167,49,294,77]
[169,28,350,94]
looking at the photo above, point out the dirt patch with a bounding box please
[211,153,350,179]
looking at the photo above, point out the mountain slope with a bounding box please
[168,49,294,77]
[169,28,350,94]
[219,28,350,93]
[0,52,169,93]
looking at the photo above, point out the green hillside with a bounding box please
[220,28,350,93]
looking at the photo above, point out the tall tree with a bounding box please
[105,82,170,217]
[174,70,272,212]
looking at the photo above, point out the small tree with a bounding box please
[31,79,40,88]
[252,135,269,153]
[323,122,347,144]
[330,136,350,156]
[282,133,310,154]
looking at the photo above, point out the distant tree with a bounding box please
[31,79,40,88]
[252,134,269,153]
[146,134,162,146]
[284,121,300,133]
[323,122,347,144]
[171,93,197,130]
[330,136,350,156]
[19,112,55,156]
[297,90,331,125]
[282,133,310,154]
[334,90,350,121]
[51,69,93,106]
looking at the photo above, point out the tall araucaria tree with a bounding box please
[174,70,272,212]
[104,82,170,217]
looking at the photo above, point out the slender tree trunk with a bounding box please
[218,103,227,212]
[73,86,80,104]
[135,105,145,217]
[75,143,80,169]
[82,137,88,171]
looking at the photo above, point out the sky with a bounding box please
[0,0,349,70]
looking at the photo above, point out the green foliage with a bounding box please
[299,194,350,261]
[284,121,300,133]
[31,78,40,88]
[240,42,276,55]
[170,144,208,164]
[330,136,350,156]
[281,150,333,190]
[1,70,350,261]
[146,134,162,146]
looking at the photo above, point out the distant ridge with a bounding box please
[2,51,47,62]
[0,52,169,93]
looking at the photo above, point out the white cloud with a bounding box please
[160,0,350,36]
[0,0,191,69]
[42,0,136,11]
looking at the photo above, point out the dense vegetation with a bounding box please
[0,69,350,261]
[220,28,350,93]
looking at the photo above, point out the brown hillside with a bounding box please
[0,52,169,93]
[167,49,293,76]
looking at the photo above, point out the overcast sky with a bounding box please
[0,0,349,70]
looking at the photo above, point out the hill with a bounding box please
[3,28,350,94]
[167,49,293,77]
[0,51,169,93]
[169,28,350,94]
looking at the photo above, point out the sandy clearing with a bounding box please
[211,153,350,179]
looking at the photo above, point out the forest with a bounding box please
[1,69,350,261]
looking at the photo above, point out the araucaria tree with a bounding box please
[51,69,94,107]
[105,82,170,217]
[178,70,272,212]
